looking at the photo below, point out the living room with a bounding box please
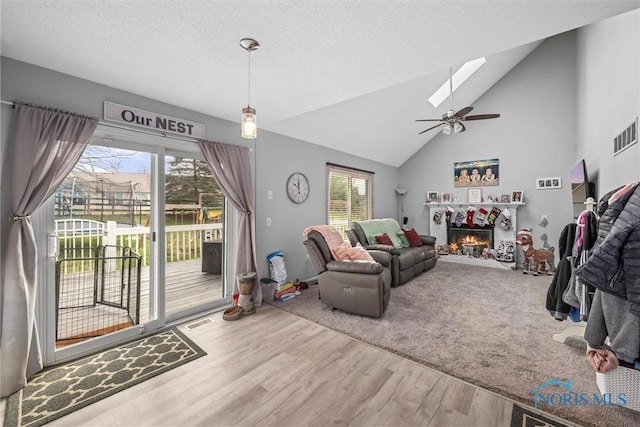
[1,3,639,426]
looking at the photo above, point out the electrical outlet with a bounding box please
[267,190,273,200]
[266,217,272,227]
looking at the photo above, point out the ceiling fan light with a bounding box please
[241,106,257,139]
[442,123,452,135]
[453,122,464,133]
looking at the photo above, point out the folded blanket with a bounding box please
[303,225,374,262]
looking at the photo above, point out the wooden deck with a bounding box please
[56,258,223,346]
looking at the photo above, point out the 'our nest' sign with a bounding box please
[104,101,205,138]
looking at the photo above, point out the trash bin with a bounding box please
[202,241,223,274]
[260,278,277,303]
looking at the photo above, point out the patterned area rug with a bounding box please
[3,327,206,427]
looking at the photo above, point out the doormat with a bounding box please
[3,327,206,427]
[510,404,571,427]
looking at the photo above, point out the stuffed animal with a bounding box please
[516,229,555,276]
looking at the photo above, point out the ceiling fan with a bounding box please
[416,67,500,135]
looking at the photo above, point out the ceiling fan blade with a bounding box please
[416,118,443,122]
[462,114,501,121]
[419,123,445,134]
[454,106,473,118]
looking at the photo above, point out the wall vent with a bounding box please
[184,318,213,330]
[614,117,638,155]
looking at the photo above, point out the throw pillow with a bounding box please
[332,243,352,261]
[374,233,394,246]
[403,228,423,247]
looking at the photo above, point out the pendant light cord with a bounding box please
[247,49,251,106]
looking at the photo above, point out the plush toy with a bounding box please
[516,228,556,276]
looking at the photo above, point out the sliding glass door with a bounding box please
[38,129,229,364]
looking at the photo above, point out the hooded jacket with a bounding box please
[576,182,640,315]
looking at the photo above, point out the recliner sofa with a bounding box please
[346,218,437,287]
[303,229,392,318]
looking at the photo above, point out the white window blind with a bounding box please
[326,163,374,238]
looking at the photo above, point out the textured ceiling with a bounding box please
[2,1,639,166]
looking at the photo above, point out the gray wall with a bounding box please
[255,133,398,282]
[575,9,640,195]
[400,31,578,256]
[0,57,399,283]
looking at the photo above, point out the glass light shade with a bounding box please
[241,106,257,139]
[442,123,452,135]
[453,122,464,133]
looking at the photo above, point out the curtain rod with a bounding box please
[1,98,254,150]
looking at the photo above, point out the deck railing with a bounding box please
[55,219,223,272]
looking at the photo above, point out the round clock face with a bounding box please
[286,172,309,204]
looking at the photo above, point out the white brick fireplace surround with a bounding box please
[426,203,523,250]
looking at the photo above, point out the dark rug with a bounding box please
[511,404,571,427]
[273,260,640,427]
[3,327,206,427]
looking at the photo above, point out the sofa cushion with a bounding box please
[403,228,423,247]
[374,233,394,246]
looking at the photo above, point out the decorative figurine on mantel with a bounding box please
[516,229,555,276]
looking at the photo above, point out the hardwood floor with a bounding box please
[1,304,577,426]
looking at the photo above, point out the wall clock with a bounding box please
[286,172,309,204]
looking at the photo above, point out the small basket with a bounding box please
[596,367,640,411]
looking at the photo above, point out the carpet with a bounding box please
[273,261,640,427]
[3,327,206,427]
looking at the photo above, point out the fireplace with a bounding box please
[447,225,494,257]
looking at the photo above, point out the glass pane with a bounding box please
[53,146,151,348]
[164,156,225,317]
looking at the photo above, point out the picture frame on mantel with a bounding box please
[427,191,439,203]
[500,194,510,203]
[441,192,452,203]
[511,190,524,203]
[468,188,482,203]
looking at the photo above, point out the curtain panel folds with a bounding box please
[0,103,98,397]
[197,139,260,304]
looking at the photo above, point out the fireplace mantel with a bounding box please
[426,203,523,250]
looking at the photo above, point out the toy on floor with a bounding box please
[516,229,555,276]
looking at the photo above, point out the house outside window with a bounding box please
[326,163,373,238]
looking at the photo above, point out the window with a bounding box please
[326,163,374,238]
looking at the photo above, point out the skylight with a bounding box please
[428,57,486,108]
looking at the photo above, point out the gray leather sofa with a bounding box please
[303,230,392,318]
[347,220,437,287]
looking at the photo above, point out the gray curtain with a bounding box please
[0,103,97,397]
[197,139,261,304]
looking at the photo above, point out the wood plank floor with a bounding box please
[56,259,223,344]
[1,304,578,427]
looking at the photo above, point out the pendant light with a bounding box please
[240,38,259,139]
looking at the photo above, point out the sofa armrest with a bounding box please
[367,250,392,268]
[364,244,401,255]
[419,235,436,246]
[326,260,384,274]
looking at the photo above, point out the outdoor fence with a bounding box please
[55,219,223,274]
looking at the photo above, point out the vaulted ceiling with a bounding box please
[2,1,639,166]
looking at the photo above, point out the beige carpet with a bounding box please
[273,261,640,427]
